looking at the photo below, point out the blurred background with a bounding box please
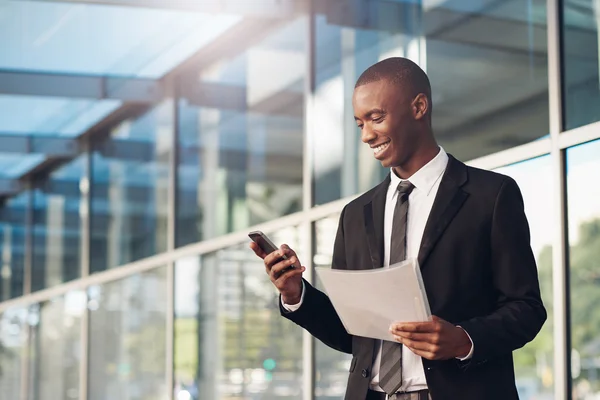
[0,0,598,399]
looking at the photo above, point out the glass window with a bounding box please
[0,95,121,136]
[313,215,352,400]
[567,139,600,399]
[88,267,167,400]
[90,101,172,273]
[176,19,306,247]
[314,0,549,204]
[562,0,600,130]
[0,192,28,301]
[495,156,554,399]
[28,292,85,400]
[174,226,306,399]
[32,157,86,291]
[0,1,240,77]
[0,308,28,398]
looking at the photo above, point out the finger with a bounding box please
[391,321,437,334]
[280,244,297,259]
[393,331,440,344]
[273,266,306,285]
[249,242,268,259]
[271,256,300,280]
[393,335,438,352]
[263,248,287,270]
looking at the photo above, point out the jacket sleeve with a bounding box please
[279,206,353,354]
[458,177,547,365]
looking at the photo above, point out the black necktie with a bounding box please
[379,180,414,395]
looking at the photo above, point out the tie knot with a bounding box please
[397,180,414,196]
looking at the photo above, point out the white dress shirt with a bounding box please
[283,147,472,394]
[369,147,448,392]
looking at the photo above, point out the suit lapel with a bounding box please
[418,155,469,268]
[363,174,390,269]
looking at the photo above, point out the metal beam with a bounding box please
[0,178,22,197]
[179,81,248,112]
[0,134,80,156]
[0,70,294,113]
[180,80,304,117]
[0,70,163,102]
[21,0,307,17]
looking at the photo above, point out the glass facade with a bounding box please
[88,267,168,400]
[496,156,554,399]
[28,293,85,400]
[176,20,306,247]
[0,308,27,398]
[0,193,27,300]
[313,0,549,205]
[567,139,600,399]
[0,1,597,400]
[32,158,86,291]
[90,102,172,273]
[562,0,600,130]
[174,226,306,400]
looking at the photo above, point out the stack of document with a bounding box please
[315,258,432,341]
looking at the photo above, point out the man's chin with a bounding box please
[378,158,393,168]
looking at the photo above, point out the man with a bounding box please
[250,57,546,400]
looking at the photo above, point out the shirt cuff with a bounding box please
[456,326,474,361]
[281,281,305,312]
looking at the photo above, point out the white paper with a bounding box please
[315,258,432,341]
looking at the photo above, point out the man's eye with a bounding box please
[373,116,384,123]
[357,124,364,129]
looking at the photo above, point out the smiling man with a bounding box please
[250,57,546,400]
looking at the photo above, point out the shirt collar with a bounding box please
[389,147,449,196]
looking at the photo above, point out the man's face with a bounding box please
[352,79,418,168]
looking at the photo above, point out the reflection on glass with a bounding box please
[314,0,549,204]
[0,1,241,77]
[0,95,122,137]
[0,308,27,397]
[313,215,352,400]
[32,157,86,291]
[88,267,167,400]
[90,101,172,273]
[176,19,306,247]
[174,226,306,399]
[567,140,600,399]
[28,292,84,400]
[496,156,554,399]
[562,0,600,129]
[0,193,28,300]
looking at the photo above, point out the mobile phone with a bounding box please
[248,230,296,272]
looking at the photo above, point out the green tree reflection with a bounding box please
[514,218,600,397]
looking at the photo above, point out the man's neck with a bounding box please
[392,144,440,179]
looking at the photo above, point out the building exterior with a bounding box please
[0,0,598,399]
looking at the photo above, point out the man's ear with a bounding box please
[412,93,429,120]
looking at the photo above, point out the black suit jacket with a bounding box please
[281,155,546,400]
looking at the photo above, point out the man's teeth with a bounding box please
[373,142,390,154]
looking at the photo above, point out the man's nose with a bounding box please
[361,124,376,144]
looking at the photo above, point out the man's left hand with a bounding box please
[389,316,472,360]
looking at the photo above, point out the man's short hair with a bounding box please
[355,57,432,107]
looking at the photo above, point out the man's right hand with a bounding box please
[249,242,305,305]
